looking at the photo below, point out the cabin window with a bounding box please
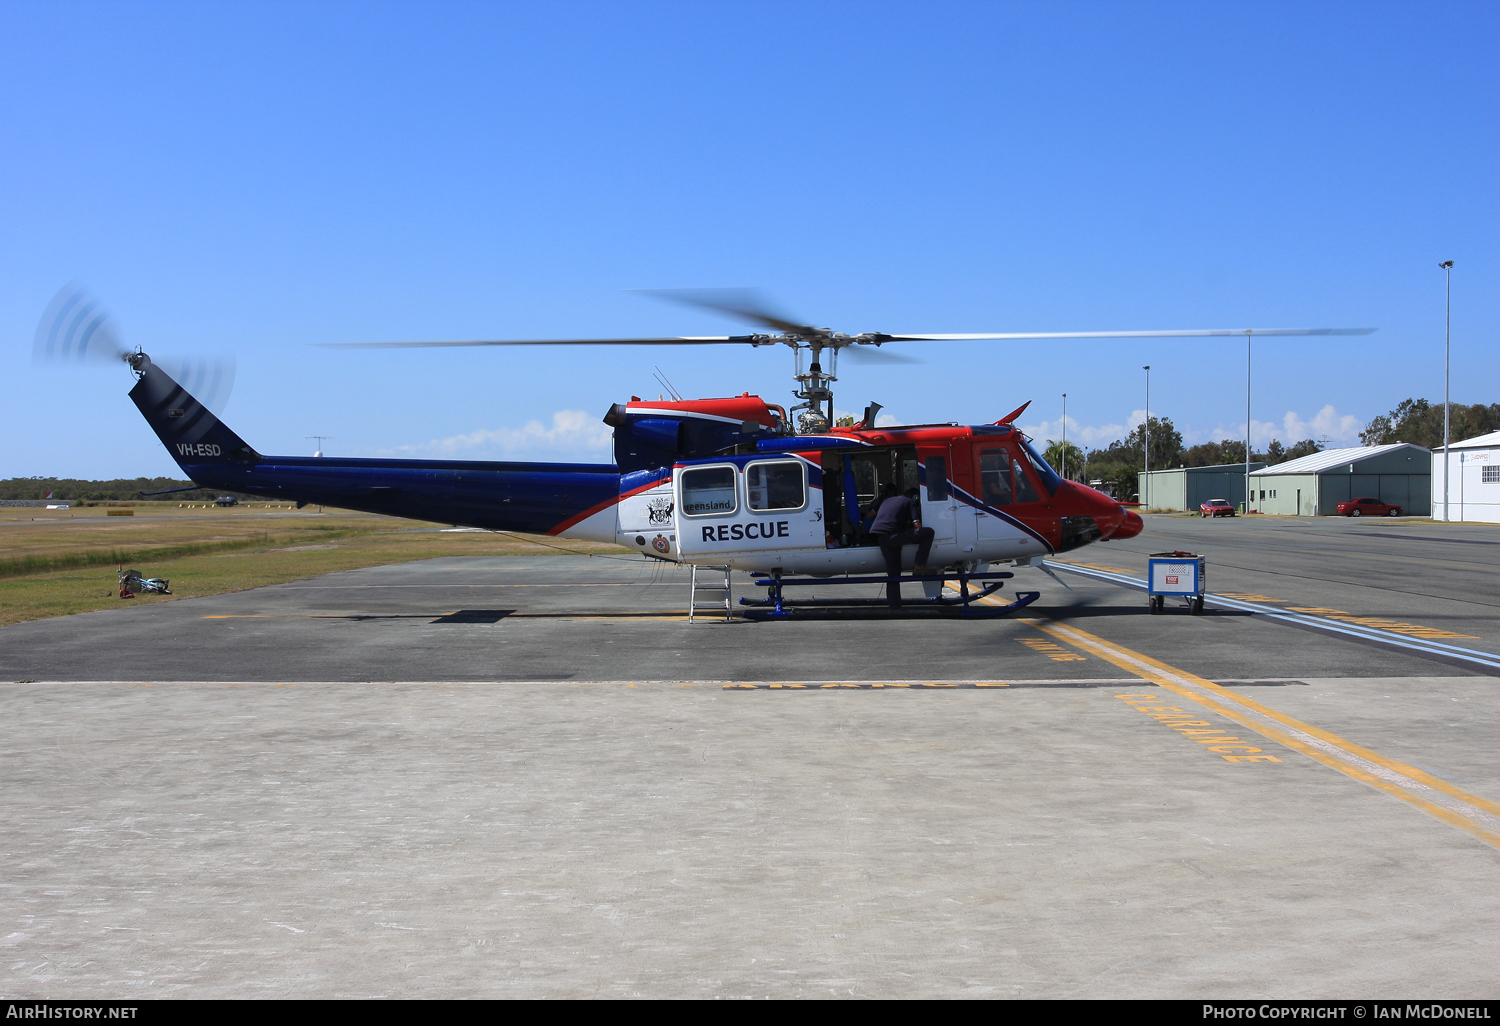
[746,460,806,511]
[979,450,1013,506]
[679,465,737,517]
[851,458,880,509]
[925,456,949,500]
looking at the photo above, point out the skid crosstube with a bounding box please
[740,570,1041,620]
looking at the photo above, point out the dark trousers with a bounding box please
[876,527,936,608]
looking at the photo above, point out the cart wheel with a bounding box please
[1191,595,1204,615]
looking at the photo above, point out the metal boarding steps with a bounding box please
[689,564,733,622]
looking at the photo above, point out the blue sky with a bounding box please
[3,1,1496,478]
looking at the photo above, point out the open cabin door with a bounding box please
[918,444,976,555]
[674,456,824,563]
[819,445,921,546]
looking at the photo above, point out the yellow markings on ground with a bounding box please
[1017,636,1087,662]
[1054,560,1135,575]
[1280,606,1478,640]
[1215,593,1476,640]
[1016,616,1500,850]
[723,681,1013,690]
[1113,693,1279,763]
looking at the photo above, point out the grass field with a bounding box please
[0,504,630,628]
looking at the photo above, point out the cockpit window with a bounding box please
[1013,459,1040,503]
[1019,438,1061,496]
[979,450,1013,506]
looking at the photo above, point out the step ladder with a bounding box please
[689,564,733,623]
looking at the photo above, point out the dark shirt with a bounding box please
[869,495,916,535]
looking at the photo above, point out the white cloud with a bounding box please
[1019,413,1132,448]
[378,409,614,461]
[1020,404,1365,452]
[1207,404,1364,448]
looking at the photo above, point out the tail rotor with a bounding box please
[33,283,237,415]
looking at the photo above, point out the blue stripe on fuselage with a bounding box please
[180,455,621,533]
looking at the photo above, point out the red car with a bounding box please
[1337,496,1403,517]
[1200,498,1236,517]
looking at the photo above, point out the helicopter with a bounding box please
[36,286,1374,616]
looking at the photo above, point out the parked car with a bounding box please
[1336,497,1402,517]
[1200,498,1236,518]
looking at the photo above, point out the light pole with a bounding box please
[1143,366,1150,508]
[1061,393,1068,481]
[1440,261,1453,521]
[1244,330,1253,514]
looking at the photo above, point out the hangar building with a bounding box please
[1137,463,1266,512]
[1434,429,1500,523]
[1247,443,1430,516]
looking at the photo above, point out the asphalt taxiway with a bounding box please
[2,516,1497,998]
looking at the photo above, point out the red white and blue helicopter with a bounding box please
[35,286,1372,617]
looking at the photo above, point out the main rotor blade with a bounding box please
[320,336,751,349]
[881,327,1377,341]
[635,288,826,337]
[842,345,920,365]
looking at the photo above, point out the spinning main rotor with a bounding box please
[33,283,1375,436]
[328,289,1376,433]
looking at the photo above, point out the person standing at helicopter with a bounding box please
[869,484,935,610]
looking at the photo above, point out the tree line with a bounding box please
[1043,397,1496,501]
[0,477,256,502]
[1359,399,1500,449]
[1045,421,1324,500]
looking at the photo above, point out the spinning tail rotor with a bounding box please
[33,284,237,416]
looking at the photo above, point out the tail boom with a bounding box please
[130,355,620,536]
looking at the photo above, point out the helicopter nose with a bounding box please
[1067,481,1142,541]
[1111,506,1144,539]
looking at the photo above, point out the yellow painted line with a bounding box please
[1281,606,1477,640]
[1015,616,1500,850]
[1054,560,1135,575]
[725,680,1025,690]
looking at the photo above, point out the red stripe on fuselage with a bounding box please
[546,474,668,536]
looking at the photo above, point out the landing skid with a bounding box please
[741,570,1041,620]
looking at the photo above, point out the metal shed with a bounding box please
[1137,463,1266,512]
[1434,429,1500,523]
[1247,443,1430,516]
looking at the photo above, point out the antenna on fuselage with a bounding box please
[652,366,684,401]
[306,435,334,457]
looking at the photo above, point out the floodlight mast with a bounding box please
[1245,330,1253,514]
[1440,261,1454,521]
